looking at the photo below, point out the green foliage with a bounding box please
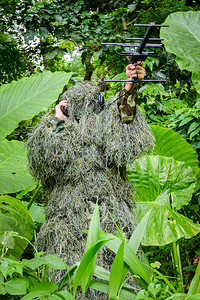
[150,125,200,182]
[127,155,200,246]
[126,126,200,247]
[0,140,35,194]
[0,2,200,299]
[161,11,200,93]
[138,82,200,156]
[0,71,72,139]
[109,239,125,299]
[0,71,72,195]
[0,195,36,259]
[126,126,200,295]
[1,0,191,80]
[74,204,100,297]
[166,99,200,150]
[0,253,71,299]
[0,198,200,299]
[23,202,45,224]
[0,33,28,85]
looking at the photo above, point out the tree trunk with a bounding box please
[84,51,94,81]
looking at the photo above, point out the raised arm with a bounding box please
[118,62,145,123]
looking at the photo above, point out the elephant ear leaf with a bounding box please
[137,205,200,246]
[0,71,72,139]
[127,155,199,246]
[127,155,196,209]
[0,195,36,259]
[0,140,35,194]
[150,125,200,182]
[160,11,200,93]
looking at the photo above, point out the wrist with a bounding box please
[123,83,137,96]
[125,82,136,93]
[55,114,67,120]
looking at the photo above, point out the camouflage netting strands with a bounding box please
[27,82,154,294]
[59,81,103,120]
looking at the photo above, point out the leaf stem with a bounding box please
[27,184,42,210]
[172,241,184,291]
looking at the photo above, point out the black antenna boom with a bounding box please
[101,22,169,83]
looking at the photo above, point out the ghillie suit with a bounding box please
[27,82,154,297]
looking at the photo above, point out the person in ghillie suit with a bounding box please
[27,62,154,292]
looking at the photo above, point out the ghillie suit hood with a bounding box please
[59,81,103,121]
[27,82,154,297]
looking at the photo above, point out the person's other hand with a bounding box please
[55,100,69,119]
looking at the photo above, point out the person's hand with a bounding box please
[55,100,69,119]
[125,62,145,92]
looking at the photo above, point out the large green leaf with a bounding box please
[0,195,36,259]
[0,140,35,194]
[136,204,200,246]
[127,155,199,245]
[160,11,200,93]
[127,155,196,210]
[150,125,200,181]
[0,71,72,139]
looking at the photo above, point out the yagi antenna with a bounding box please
[101,22,169,83]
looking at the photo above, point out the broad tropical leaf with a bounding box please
[160,11,200,93]
[127,155,199,245]
[4,278,27,296]
[0,140,35,194]
[0,195,36,259]
[150,125,200,181]
[136,204,200,246]
[127,155,196,210]
[0,71,72,139]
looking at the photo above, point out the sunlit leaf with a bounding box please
[127,155,200,245]
[188,273,200,295]
[85,203,100,251]
[4,278,27,295]
[20,282,58,300]
[81,203,100,295]
[127,155,196,210]
[0,140,35,194]
[99,232,150,286]
[161,11,200,92]
[0,71,72,139]
[0,195,36,259]
[136,204,200,246]
[89,280,136,299]
[150,125,200,181]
